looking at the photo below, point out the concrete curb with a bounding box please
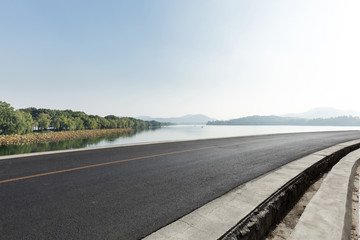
[143,140,360,240]
[289,149,360,240]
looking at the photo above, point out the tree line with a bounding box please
[0,101,165,135]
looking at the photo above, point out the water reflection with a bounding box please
[0,130,138,156]
[2,125,360,156]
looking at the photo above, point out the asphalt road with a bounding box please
[2,131,360,240]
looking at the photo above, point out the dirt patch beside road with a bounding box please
[266,173,328,240]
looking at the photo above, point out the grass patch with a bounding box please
[0,129,133,146]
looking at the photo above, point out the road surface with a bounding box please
[1,131,360,239]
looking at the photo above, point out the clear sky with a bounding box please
[1,0,360,120]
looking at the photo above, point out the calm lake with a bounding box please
[2,125,360,156]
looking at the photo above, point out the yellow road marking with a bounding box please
[0,142,241,184]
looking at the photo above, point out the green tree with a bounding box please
[74,117,84,130]
[99,118,110,129]
[52,115,62,130]
[14,103,162,133]
[0,101,17,135]
[67,117,76,131]
[105,115,120,129]
[22,111,35,133]
[14,111,34,134]
[37,113,51,131]
[88,118,98,129]
[59,115,69,130]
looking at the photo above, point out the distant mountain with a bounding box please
[138,114,216,125]
[208,115,304,126]
[283,107,360,119]
[207,115,360,126]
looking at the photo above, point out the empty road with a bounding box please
[2,131,360,240]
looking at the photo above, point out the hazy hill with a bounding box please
[207,115,360,126]
[283,107,360,119]
[138,114,216,125]
[208,116,306,126]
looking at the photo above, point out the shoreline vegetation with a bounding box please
[0,128,134,146]
[0,100,167,146]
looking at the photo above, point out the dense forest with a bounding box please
[207,115,360,126]
[0,101,165,135]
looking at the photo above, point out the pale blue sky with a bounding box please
[1,1,360,120]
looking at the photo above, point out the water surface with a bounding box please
[1,125,360,156]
